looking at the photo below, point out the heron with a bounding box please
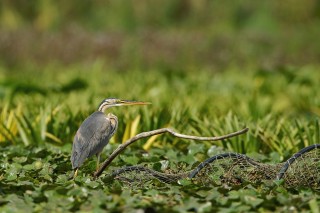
[70,98,150,178]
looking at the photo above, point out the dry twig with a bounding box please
[94,127,249,177]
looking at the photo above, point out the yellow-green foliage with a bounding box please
[0,104,21,143]
[1,63,319,157]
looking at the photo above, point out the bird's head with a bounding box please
[98,98,151,112]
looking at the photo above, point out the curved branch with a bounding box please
[94,127,249,177]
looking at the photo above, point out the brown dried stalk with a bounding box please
[94,127,249,177]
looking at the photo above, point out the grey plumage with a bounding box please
[70,98,150,178]
[71,111,117,169]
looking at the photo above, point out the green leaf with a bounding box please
[23,164,36,171]
[86,180,100,189]
[13,156,28,163]
[6,172,18,181]
[309,198,319,213]
[177,178,192,186]
[187,143,205,155]
[120,155,139,165]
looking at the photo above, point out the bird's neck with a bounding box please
[98,105,111,112]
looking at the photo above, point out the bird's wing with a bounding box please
[71,129,90,169]
[70,112,115,169]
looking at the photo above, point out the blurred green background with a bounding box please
[1,0,320,69]
[0,0,319,153]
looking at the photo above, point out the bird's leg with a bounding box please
[74,168,78,178]
[68,168,78,180]
[96,153,101,171]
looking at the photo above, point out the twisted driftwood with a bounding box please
[94,127,249,177]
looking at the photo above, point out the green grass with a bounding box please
[1,63,319,153]
[0,62,320,212]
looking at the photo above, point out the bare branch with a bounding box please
[94,127,249,178]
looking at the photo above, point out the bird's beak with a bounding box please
[119,100,151,106]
